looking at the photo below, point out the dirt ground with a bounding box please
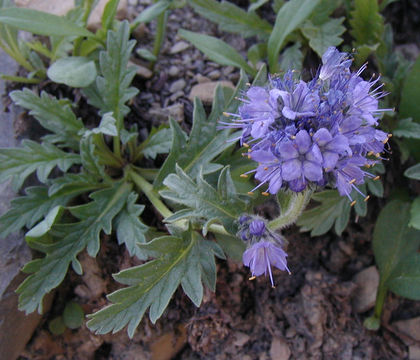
[11,1,420,359]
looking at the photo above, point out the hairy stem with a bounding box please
[150,10,168,68]
[268,188,313,230]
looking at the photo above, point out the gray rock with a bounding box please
[270,338,291,360]
[394,317,420,342]
[128,60,153,79]
[207,70,221,80]
[189,81,235,104]
[195,74,210,84]
[150,103,184,123]
[168,65,180,77]
[409,345,420,360]
[169,79,186,93]
[352,266,379,313]
[170,41,189,54]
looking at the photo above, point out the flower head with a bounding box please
[239,216,290,286]
[222,47,391,203]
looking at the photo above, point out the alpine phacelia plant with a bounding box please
[222,47,390,204]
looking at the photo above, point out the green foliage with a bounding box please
[63,301,85,329]
[16,182,132,314]
[132,0,171,26]
[393,119,420,139]
[47,57,97,88]
[154,95,238,187]
[161,166,247,234]
[87,231,222,337]
[0,7,94,37]
[83,21,138,122]
[188,0,272,38]
[373,200,420,300]
[178,29,256,75]
[301,17,345,57]
[404,164,420,180]
[0,140,81,189]
[410,197,420,230]
[268,0,320,71]
[10,89,84,149]
[49,317,66,335]
[278,42,303,72]
[400,57,420,121]
[140,126,173,160]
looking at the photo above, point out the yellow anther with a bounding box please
[388,134,393,138]
[247,191,254,195]
[350,200,357,207]
[222,112,229,117]
[249,276,256,280]
[364,195,370,202]
[349,179,356,184]
[367,151,374,156]
[261,192,269,196]
[264,167,268,171]
[271,285,276,289]
[247,155,251,159]
[375,153,381,158]
[240,174,248,178]
[373,176,380,181]
[243,142,249,148]
[246,82,251,86]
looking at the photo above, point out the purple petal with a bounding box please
[303,161,323,181]
[282,159,302,181]
[295,130,312,154]
[322,151,339,169]
[313,128,332,146]
[278,141,299,160]
[268,171,283,194]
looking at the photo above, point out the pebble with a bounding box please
[351,266,379,313]
[409,345,420,360]
[233,332,250,347]
[169,79,186,93]
[189,81,235,104]
[270,338,291,360]
[195,74,210,84]
[169,91,184,103]
[393,317,420,341]
[168,65,180,77]
[170,41,189,54]
[223,66,235,76]
[207,70,221,80]
[128,61,153,79]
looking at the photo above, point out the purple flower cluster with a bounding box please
[223,47,390,201]
[239,216,290,286]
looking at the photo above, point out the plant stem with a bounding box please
[268,189,313,230]
[373,282,387,322]
[150,10,168,68]
[0,74,41,84]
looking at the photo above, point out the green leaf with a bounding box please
[393,118,420,139]
[90,112,118,136]
[79,136,107,179]
[48,172,103,197]
[115,193,148,259]
[83,21,138,120]
[136,48,157,62]
[279,42,303,72]
[63,302,84,329]
[178,29,256,75]
[267,0,320,71]
[400,57,420,122]
[0,140,81,189]
[160,166,247,234]
[10,89,84,149]
[373,200,420,285]
[0,8,94,37]
[404,163,420,180]
[141,126,172,160]
[47,57,97,88]
[301,17,345,57]
[49,316,66,335]
[350,0,384,46]
[188,0,272,38]
[297,190,350,236]
[16,182,132,314]
[132,0,171,25]
[154,97,236,188]
[0,186,73,238]
[102,0,120,31]
[309,0,343,25]
[409,197,420,230]
[247,43,267,67]
[248,0,269,12]
[214,233,245,262]
[387,253,420,300]
[87,231,220,337]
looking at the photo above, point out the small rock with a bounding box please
[195,74,210,84]
[169,79,186,93]
[207,70,221,80]
[270,338,291,360]
[150,103,184,123]
[150,324,187,360]
[409,345,420,360]
[189,81,235,104]
[168,65,180,77]
[128,61,153,79]
[394,317,420,341]
[170,41,189,54]
[233,332,250,347]
[169,91,184,103]
[352,266,379,313]
[223,66,235,76]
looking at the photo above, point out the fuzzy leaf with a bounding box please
[48,172,104,197]
[160,166,247,234]
[47,57,97,88]
[178,29,256,75]
[0,140,81,189]
[409,197,420,230]
[87,232,219,337]
[0,187,72,238]
[400,57,420,122]
[115,192,148,259]
[387,253,420,300]
[301,17,345,57]
[188,0,272,38]
[16,182,132,314]
[268,0,320,71]
[141,126,172,160]
[10,89,84,149]
[405,164,420,180]
[83,21,138,120]
[154,96,237,188]
[279,42,303,72]
[132,0,171,25]
[350,0,384,46]
[394,118,420,139]
[373,200,420,289]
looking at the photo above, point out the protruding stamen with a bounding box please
[222,112,229,117]
[364,195,370,202]
[367,151,374,156]
[349,179,356,184]
[350,200,357,207]
[240,174,248,178]
[249,276,256,281]
[373,175,380,181]
[261,192,269,196]
[243,142,250,148]
[264,167,268,171]
[375,153,381,158]
[247,191,254,195]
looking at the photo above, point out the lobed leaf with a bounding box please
[188,0,272,38]
[141,126,172,160]
[349,0,384,46]
[0,140,81,189]
[47,57,97,88]
[404,163,420,180]
[16,182,132,314]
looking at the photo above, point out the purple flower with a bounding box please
[243,241,290,287]
[221,47,390,202]
[239,216,290,286]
